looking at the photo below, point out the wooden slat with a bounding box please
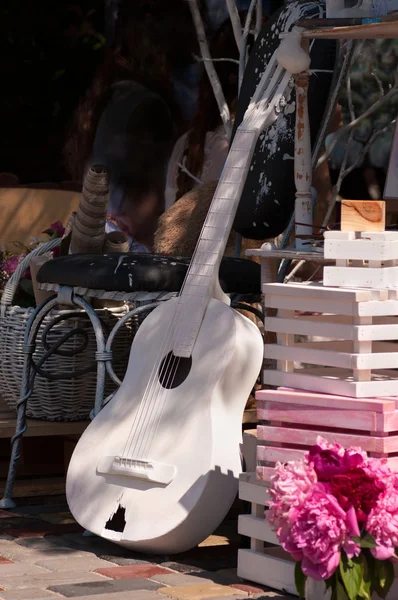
[258,401,392,431]
[257,445,306,463]
[0,418,89,439]
[237,548,297,596]
[0,476,67,498]
[257,401,398,432]
[263,282,374,301]
[238,514,278,545]
[265,315,398,340]
[264,343,398,370]
[257,424,398,453]
[239,472,271,504]
[264,294,357,315]
[263,368,398,398]
[301,20,398,39]
[324,265,398,289]
[325,238,398,261]
[256,387,398,411]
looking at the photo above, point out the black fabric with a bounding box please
[232,1,337,240]
[37,253,261,295]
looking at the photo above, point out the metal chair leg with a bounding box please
[0,296,60,509]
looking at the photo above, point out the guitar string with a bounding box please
[123,251,216,459]
[130,69,288,461]
[132,267,215,460]
[122,59,288,462]
[153,31,319,466]
[122,295,187,458]
[136,136,271,460]
[123,167,234,459]
[126,65,287,461]
[135,153,249,461]
[137,286,214,461]
[120,281,192,458]
[127,227,225,460]
[122,253,208,458]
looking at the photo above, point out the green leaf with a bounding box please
[336,580,350,600]
[354,532,378,549]
[358,553,372,600]
[373,559,395,599]
[294,561,307,598]
[339,555,363,600]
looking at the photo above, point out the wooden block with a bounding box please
[237,548,297,596]
[256,387,398,412]
[341,200,385,232]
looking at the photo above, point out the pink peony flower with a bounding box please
[267,460,317,530]
[367,475,398,560]
[364,457,392,481]
[279,486,360,581]
[307,437,365,481]
[330,467,385,523]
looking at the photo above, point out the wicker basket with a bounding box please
[0,240,139,421]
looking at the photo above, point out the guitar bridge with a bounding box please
[97,455,176,485]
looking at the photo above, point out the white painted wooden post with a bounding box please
[294,69,313,250]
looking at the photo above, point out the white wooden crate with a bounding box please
[262,282,398,398]
[237,472,297,596]
[324,231,398,289]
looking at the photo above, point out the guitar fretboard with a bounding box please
[173,128,258,358]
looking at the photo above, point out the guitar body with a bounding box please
[66,297,263,554]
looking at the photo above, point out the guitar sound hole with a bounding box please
[158,351,192,389]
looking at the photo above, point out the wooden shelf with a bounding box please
[0,395,89,439]
[302,20,398,39]
[0,417,89,439]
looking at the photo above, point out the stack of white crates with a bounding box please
[237,229,398,596]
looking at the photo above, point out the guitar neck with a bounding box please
[173,127,258,358]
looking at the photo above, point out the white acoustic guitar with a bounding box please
[66,49,294,554]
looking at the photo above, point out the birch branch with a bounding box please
[225,0,243,51]
[322,119,396,228]
[194,55,239,65]
[317,67,398,168]
[239,0,257,92]
[188,0,232,139]
[255,0,263,38]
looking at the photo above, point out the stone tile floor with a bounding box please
[0,502,295,600]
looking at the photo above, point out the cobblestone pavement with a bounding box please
[0,502,295,600]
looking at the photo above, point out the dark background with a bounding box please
[1,0,105,184]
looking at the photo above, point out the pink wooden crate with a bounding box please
[256,387,398,482]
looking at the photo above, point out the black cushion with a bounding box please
[37,253,261,295]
